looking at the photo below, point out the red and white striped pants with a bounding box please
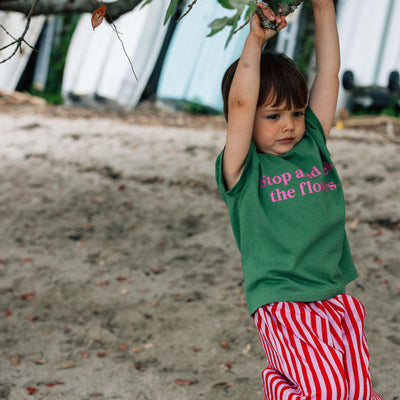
[253,294,383,400]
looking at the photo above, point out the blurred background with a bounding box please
[0,0,399,117]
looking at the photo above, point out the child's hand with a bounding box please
[250,2,287,42]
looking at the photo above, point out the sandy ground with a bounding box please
[0,102,399,400]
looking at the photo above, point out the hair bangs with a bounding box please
[221,51,308,121]
[258,52,308,110]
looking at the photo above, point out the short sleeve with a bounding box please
[306,107,327,147]
[215,143,257,201]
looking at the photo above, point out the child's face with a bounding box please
[253,99,306,156]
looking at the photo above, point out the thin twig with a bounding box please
[0,0,40,64]
[95,0,138,81]
[234,19,250,34]
[176,0,197,23]
[110,21,138,81]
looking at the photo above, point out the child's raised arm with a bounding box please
[308,0,340,139]
[222,3,287,190]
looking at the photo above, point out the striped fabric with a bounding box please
[253,294,383,400]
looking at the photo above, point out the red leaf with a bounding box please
[46,382,64,387]
[91,5,107,30]
[22,292,35,301]
[9,355,20,365]
[174,378,197,386]
[27,387,38,394]
[5,310,12,317]
[97,352,107,358]
[94,281,109,287]
[149,267,165,275]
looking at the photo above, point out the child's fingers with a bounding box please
[275,14,287,28]
[256,1,281,22]
[276,16,287,31]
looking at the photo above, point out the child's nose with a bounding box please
[282,117,294,132]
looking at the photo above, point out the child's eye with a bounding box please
[267,114,280,120]
[293,111,304,118]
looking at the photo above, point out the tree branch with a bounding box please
[0,0,40,64]
[0,0,143,20]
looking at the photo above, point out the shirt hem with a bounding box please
[248,272,359,315]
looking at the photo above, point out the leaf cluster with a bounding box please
[160,0,303,47]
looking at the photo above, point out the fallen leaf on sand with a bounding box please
[131,348,142,353]
[241,344,252,355]
[174,378,197,386]
[9,355,19,365]
[134,364,147,371]
[22,292,35,301]
[94,281,109,287]
[212,381,234,388]
[349,218,359,230]
[46,382,64,387]
[59,362,75,369]
[27,387,38,394]
[149,267,165,275]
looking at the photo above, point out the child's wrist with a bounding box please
[312,1,335,11]
[248,32,267,48]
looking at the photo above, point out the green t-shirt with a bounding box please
[215,108,358,315]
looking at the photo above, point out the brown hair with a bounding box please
[221,51,308,121]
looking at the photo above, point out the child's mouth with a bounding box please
[278,137,294,144]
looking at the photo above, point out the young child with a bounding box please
[215,1,384,399]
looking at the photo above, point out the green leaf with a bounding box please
[207,16,231,37]
[140,0,153,8]
[227,0,251,8]
[225,26,237,47]
[217,0,234,9]
[245,1,256,19]
[163,0,180,25]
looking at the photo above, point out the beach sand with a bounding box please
[0,101,399,400]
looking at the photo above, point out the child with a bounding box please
[215,1,384,399]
